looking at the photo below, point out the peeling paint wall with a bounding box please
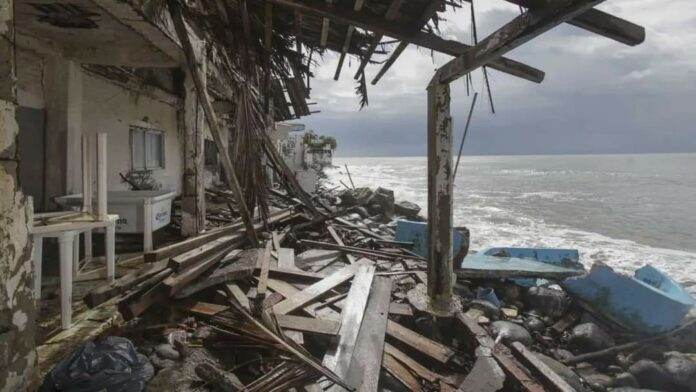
[0,0,38,389]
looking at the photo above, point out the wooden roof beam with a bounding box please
[505,0,644,46]
[372,0,443,84]
[320,0,332,47]
[353,0,403,80]
[268,0,545,83]
[435,0,607,84]
[334,0,366,80]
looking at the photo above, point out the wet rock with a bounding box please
[576,364,614,390]
[366,187,395,218]
[155,343,180,360]
[536,353,586,391]
[193,325,213,341]
[498,284,522,303]
[525,287,568,318]
[663,355,696,391]
[149,353,176,370]
[628,359,674,391]
[524,317,546,333]
[491,321,532,346]
[551,348,575,362]
[470,299,500,320]
[355,206,370,218]
[570,323,615,352]
[394,201,421,218]
[614,372,640,388]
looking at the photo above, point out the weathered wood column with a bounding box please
[180,46,206,237]
[426,81,454,312]
[0,0,38,387]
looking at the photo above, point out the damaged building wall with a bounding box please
[79,72,182,193]
[0,0,38,389]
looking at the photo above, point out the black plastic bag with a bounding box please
[40,336,154,392]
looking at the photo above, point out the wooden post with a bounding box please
[96,133,107,221]
[82,135,92,212]
[169,0,258,246]
[426,81,453,313]
[181,61,206,237]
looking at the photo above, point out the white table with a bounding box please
[31,214,118,329]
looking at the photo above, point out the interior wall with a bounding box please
[80,72,183,194]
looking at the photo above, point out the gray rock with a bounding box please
[536,353,587,391]
[394,200,421,218]
[491,321,533,346]
[155,343,180,360]
[628,359,674,391]
[524,287,568,318]
[470,299,501,320]
[570,323,615,352]
[663,355,696,391]
[614,372,640,388]
[576,364,614,390]
[551,349,575,362]
[366,187,395,218]
[525,317,546,333]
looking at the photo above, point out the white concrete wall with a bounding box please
[79,72,182,194]
[16,48,45,109]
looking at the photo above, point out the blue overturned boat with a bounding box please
[561,263,696,334]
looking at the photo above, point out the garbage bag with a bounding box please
[40,336,154,392]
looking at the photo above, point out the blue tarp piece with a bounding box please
[562,264,696,334]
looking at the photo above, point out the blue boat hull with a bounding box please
[561,264,695,334]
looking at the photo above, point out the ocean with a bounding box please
[324,154,696,288]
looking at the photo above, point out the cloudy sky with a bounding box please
[301,0,696,156]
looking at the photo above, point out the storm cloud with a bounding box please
[301,0,696,156]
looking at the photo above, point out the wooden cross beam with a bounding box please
[435,0,606,84]
[268,0,545,83]
[504,0,644,46]
[353,0,403,80]
[372,0,444,85]
[334,0,366,80]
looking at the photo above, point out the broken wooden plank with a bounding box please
[384,343,439,384]
[456,312,546,392]
[327,224,356,264]
[509,342,576,392]
[84,259,169,308]
[195,363,245,391]
[173,252,257,299]
[266,278,342,320]
[256,241,273,297]
[276,248,297,270]
[276,314,340,336]
[169,234,243,272]
[177,300,229,316]
[163,247,230,295]
[225,283,251,311]
[343,277,392,391]
[386,320,455,364]
[323,263,376,377]
[383,353,421,391]
[272,260,369,315]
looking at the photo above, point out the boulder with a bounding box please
[524,317,546,333]
[366,187,395,218]
[614,372,640,388]
[524,287,568,318]
[491,321,533,346]
[663,355,696,391]
[569,323,615,352]
[628,359,675,391]
[575,364,614,390]
[394,201,421,218]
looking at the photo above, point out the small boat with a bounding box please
[479,247,585,286]
[561,263,696,334]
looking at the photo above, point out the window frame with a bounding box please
[130,125,165,171]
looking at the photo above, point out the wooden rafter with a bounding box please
[268,0,545,83]
[320,0,332,47]
[333,0,366,80]
[504,0,644,46]
[354,0,403,80]
[435,0,606,84]
[372,0,443,85]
